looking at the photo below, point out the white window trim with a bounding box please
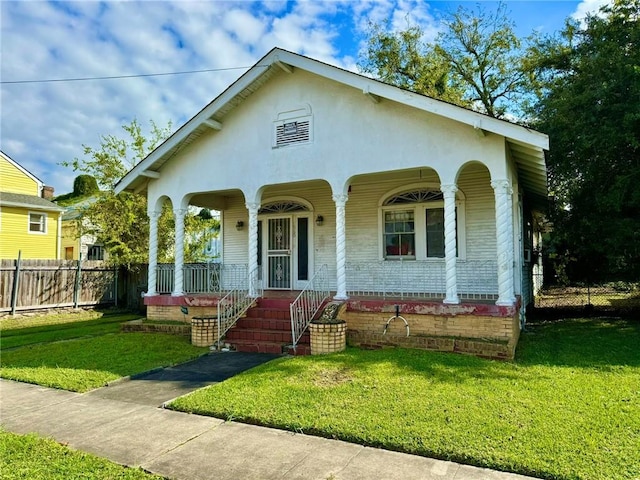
[378,186,466,261]
[28,211,47,234]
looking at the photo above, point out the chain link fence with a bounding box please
[532,272,640,317]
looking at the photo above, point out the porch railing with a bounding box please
[156,263,248,294]
[290,264,329,349]
[346,259,498,300]
[216,266,263,349]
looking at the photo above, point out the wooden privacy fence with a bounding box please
[0,257,117,314]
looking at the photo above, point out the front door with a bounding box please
[267,217,292,289]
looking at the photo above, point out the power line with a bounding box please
[1,65,264,85]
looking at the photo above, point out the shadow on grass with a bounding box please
[517,317,640,368]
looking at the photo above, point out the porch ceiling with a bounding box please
[508,139,548,212]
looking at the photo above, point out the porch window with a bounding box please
[384,210,415,258]
[87,245,105,261]
[381,187,464,260]
[426,208,445,258]
[28,212,46,233]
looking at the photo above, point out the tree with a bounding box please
[72,175,99,196]
[358,2,535,118]
[62,119,217,269]
[531,0,640,281]
[358,22,468,105]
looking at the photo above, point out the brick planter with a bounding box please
[310,321,346,355]
[191,317,217,347]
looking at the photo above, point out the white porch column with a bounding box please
[246,202,260,297]
[146,210,160,296]
[172,208,186,296]
[441,184,460,304]
[333,193,348,300]
[492,180,516,305]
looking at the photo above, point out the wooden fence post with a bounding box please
[73,253,82,309]
[10,251,22,315]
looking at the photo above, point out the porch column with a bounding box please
[246,202,260,297]
[172,208,186,296]
[333,193,348,300]
[146,210,160,296]
[441,184,459,304]
[492,180,516,305]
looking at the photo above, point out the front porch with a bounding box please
[144,264,520,360]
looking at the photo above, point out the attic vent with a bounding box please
[273,104,313,148]
[275,120,310,147]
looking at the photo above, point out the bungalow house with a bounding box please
[0,151,63,259]
[115,48,548,359]
[60,196,107,261]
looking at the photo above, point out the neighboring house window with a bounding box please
[65,247,74,260]
[87,245,104,260]
[28,212,46,233]
[381,188,464,260]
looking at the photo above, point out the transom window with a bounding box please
[381,187,463,260]
[28,212,46,233]
[259,201,309,214]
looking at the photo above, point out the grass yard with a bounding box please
[0,311,208,392]
[169,318,640,480]
[0,430,164,480]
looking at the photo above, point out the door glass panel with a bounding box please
[297,217,308,280]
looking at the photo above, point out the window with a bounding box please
[28,212,46,233]
[87,245,104,261]
[384,210,415,258]
[381,187,465,260]
[65,247,74,260]
[426,208,445,258]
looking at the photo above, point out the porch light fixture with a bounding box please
[235,220,244,231]
[315,215,324,226]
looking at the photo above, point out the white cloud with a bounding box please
[572,0,613,22]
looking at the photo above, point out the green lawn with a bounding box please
[0,311,208,392]
[169,318,640,480]
[0,313,142,349]
[0,431,164,480]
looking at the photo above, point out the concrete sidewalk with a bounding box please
[1,369,539,480]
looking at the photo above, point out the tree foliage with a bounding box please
[358,2,535,118]
[72,175,99,196]
[531,0,640,281]
[63,119,218,269]
[358,22,468,105]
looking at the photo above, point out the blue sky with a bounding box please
[1,0,609,195]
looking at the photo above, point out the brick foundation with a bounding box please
[344,299,520,360]
[310,321,347,355]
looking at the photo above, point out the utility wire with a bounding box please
[1,65,265,85]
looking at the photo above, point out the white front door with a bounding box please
[267,217,292,289]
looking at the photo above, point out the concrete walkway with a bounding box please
[1,354,538,480]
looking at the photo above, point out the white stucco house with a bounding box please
[115,48,548,359]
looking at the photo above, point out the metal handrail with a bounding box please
[290,264,329,349]
[215,266,262,349]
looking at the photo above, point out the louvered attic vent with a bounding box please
[275,120,310,147]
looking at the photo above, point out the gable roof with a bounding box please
[1,150,44,192]
[0,192,64,212]
[115,48,548,206]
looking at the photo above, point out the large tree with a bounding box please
[359,2,535,118]
[62,119,217,269]
[531,0,640,281]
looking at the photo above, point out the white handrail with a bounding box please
[215,266,262,349]
[290,264,329,348]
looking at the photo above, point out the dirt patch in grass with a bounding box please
[312,367,353,387]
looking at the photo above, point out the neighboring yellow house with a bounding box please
[60,196,106,261]
[0,151,63,259]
